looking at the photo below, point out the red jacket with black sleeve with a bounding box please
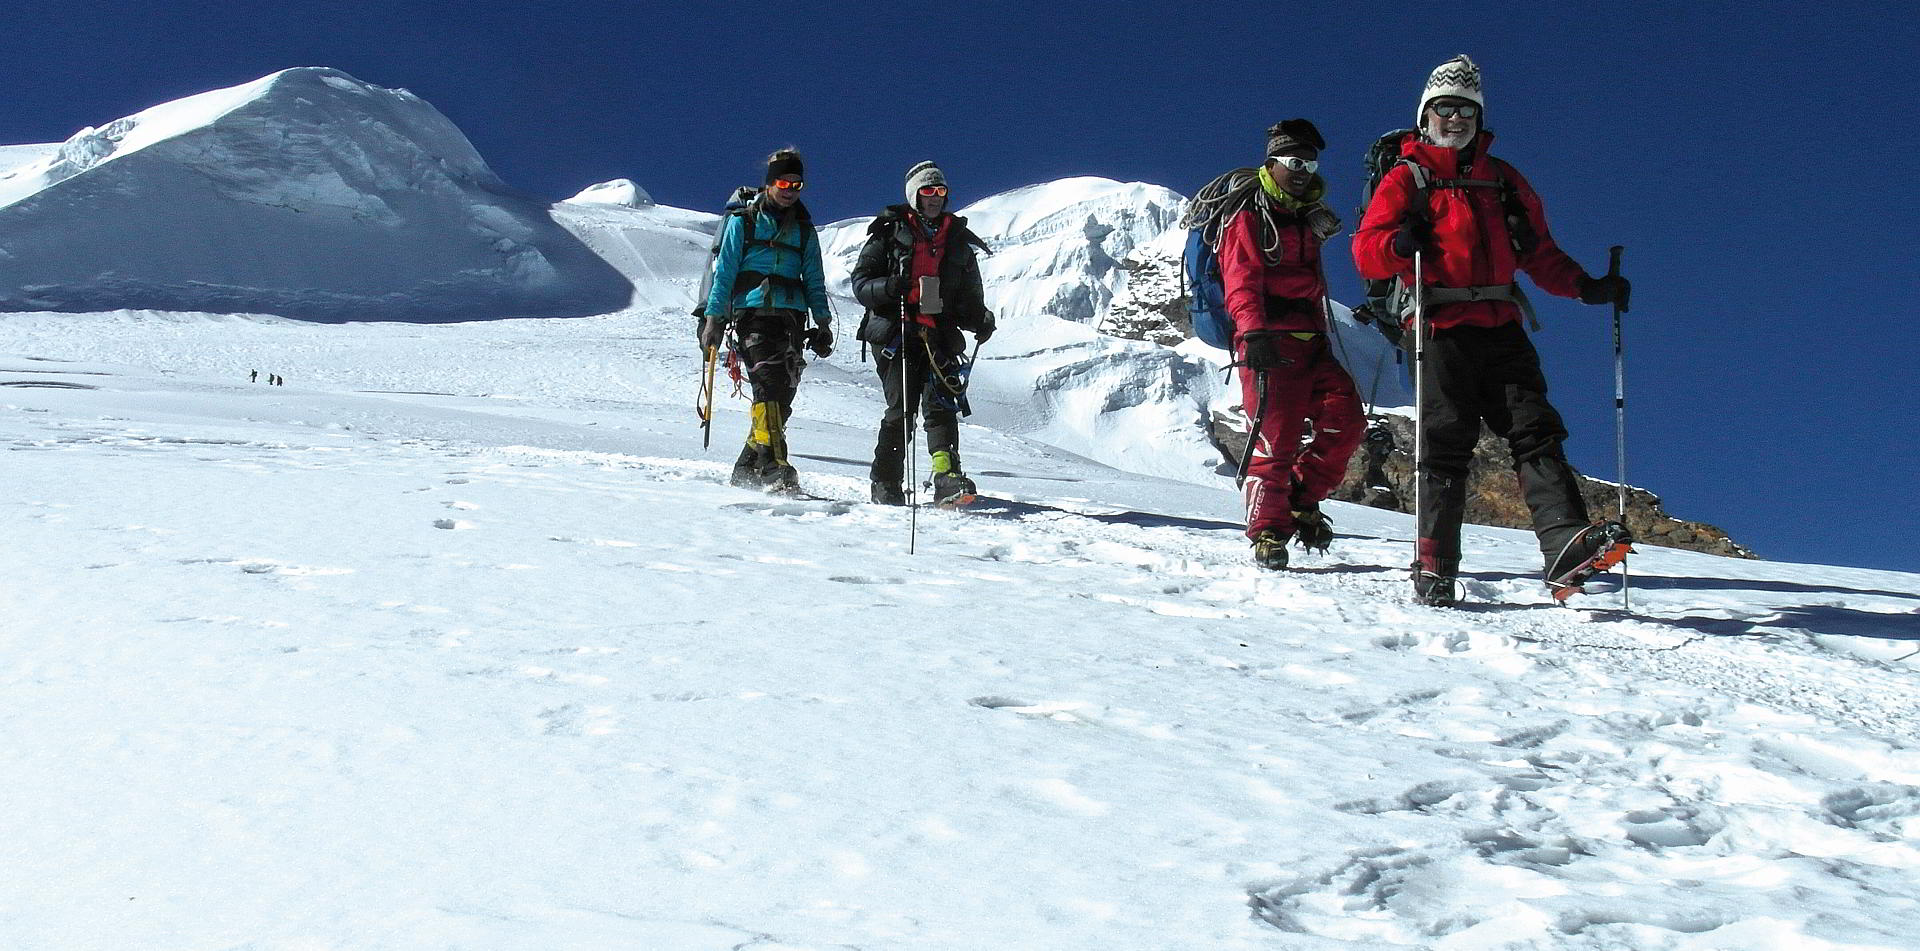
[1218,198,1329,337]
[1353,131,1588,330]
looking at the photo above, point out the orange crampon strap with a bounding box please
[1548,536,1636,602]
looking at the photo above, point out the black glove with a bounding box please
[1577,273,1631,308]
[1239,332,1295,371]
[806,324,833,358]
[888,274,912,299]
[1390,211,1435,259]
[974,311,996,344]
[697,316,726,351]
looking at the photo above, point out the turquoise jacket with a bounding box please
[704,199,831,324]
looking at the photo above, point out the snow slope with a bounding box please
[0,68,630,321]
[5,310,1920,950]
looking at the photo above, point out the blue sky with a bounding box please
[2,1,1914,571]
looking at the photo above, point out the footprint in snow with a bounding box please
[724,499,855,517]
[433,519,474,530]
[970,696,1092,723]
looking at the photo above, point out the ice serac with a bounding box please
[0,67,630,322]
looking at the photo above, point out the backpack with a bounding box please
[1353,129,1541,333]
[1178,167,1263,350]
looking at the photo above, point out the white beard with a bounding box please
[1427,128,1475,150]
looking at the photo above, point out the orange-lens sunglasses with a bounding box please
[772,178,806,191]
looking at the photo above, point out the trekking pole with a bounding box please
[1608,245,1629,610]
[902,299,918,555]
[697,345,718,450]
[1412,251,1428,572]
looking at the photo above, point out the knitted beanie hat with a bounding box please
[1265,118,1326,157]
[765,149,804,185]
[1417,54,1485,127]
[904,161,946,208]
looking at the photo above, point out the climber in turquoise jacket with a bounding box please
[696,149,834,493]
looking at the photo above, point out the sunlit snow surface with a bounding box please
[4,306,1919,951]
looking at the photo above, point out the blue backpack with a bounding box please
[1181,229,1233,350]
[1179,167,1263,351]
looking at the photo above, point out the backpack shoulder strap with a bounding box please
[1398,159,1436,222]
[1484,157,1539,256]
[734,203,757,250]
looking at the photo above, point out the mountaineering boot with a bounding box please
[1251,530,1291,570]
[929,450,977,508]
[1544,520,1634,601]
[1291,503,1334,553]
[764,464,801,495]
[1411,551,1460,607]
[730,442,768,488]
[870,480,906,506]
[751,401,801,495]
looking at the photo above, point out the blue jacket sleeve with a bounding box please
[804,225,831,325]
[705,215,743,319]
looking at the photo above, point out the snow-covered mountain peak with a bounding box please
[565,178,655,208]
[0,68,627,321]
[3,67,497,210]
[821,176,1186,328]
[957,176,1182,247]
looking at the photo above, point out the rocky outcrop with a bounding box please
[1098,248,1189,345]
[1210,411,1755,559]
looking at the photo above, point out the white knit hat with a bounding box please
[1417,54,1485,127]
[904,161,946,208]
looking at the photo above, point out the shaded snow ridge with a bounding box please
[0,67,631,322]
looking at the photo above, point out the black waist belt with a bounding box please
[1263,294,1318,315]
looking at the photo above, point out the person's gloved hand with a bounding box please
[888,274,912,299]
[1390,211,1435,259]
[1577,273,1632,308]
[806,324,833,358]
[974,311,996,344]
[698,316,726,351]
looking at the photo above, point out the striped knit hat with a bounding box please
[904,161,946,208]
[1417,54,1485,127]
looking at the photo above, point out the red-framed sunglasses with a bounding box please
[771,178,806,191]
[917,185,949,197]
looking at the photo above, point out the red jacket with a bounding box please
[1353,131,1587,330]
[1219,199,1328,336]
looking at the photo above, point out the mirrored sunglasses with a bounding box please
[771,178,806,191]
[1268,156,1319,173]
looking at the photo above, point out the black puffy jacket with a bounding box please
[851,205,993,346]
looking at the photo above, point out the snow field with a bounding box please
[5,320,1920,949]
